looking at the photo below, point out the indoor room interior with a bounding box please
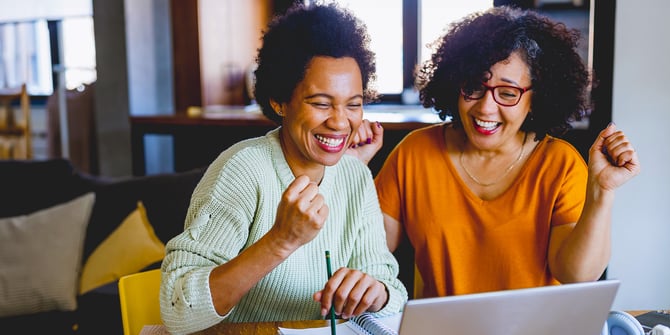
[0,0,667,333]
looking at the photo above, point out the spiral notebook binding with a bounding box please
[349,313,398,335]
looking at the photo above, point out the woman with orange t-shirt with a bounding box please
[351,6,640,298]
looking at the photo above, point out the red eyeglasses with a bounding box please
[460,82,532,107]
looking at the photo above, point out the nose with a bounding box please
[478,89,499,112]
[326,105,349,129]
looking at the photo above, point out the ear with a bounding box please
[270,99,284,117]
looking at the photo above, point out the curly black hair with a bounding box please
[254,2,377,124]
[416,6,590,140]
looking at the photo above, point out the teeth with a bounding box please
[475,118,499,130]
[315,134,344,147]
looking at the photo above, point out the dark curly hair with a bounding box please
[254,2,377,124]
[416,6,590,140]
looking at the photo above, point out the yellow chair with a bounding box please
[118,269,162,335]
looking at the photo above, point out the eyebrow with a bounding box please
[500,77,522,86]
[304,93,364,100]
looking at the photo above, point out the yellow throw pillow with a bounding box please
[79,201,165,294]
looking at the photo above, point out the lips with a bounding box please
[473,117,501,135]
[314,134,346,152]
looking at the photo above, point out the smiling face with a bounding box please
[272,56,364,180]
[458,51,533,152]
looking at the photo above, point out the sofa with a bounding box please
[0,158,205,334]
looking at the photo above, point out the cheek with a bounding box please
[457,100,473,119]
[351,115,363,129]
[457,96,472,111]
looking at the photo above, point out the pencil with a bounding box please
[325,250,337,335]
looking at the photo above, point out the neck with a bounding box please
[278,128,325,184]
[459,131,528,187]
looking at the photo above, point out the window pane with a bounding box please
[0,20,53,95]
[330,0,404,94]
[62,17,96,89]
[420,1,493,63]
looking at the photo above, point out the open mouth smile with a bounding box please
[315,134,347,152]
[473,117,501,134]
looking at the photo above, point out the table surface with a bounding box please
[141,319,339,335]
[141,312,655,335]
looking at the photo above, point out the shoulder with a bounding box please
[402,123,445,144]
[387,123,447,163]
[531,135,587,175]
[390,123,446,156]
[541,136,586,163]
[197,129,279,192]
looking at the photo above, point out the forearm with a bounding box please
[209,230,295,316]
[551,184,615,282]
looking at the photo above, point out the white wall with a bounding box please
[609,0,670,310]
[0,0,91,22]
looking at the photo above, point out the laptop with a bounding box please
[397,280,620,335]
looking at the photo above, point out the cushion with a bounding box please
[82,167,204,262]
[0,158,94,218]
[0,193,95,317]
[79,201,165,294]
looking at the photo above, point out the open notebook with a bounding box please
[280,280,620,335]
[278,313,400,335]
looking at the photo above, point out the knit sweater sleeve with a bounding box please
[159,140,265,335]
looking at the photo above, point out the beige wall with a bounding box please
[609,0,670,310]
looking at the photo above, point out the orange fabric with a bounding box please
[375,124,587,297]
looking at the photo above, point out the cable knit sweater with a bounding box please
[160,128,407,335]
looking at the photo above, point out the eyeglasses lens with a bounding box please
[462,84,523,107]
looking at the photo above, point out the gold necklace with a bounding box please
[459,132,527,187]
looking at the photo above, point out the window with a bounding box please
[332,0,404,95]
[0,17,96,98]
[0,20,53,96]
[328,0,590,105]
[332,0,494,103]
[60,17,97,91]
[419,1,493,63]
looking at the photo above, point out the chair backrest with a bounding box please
[0,83,31,159]
[118,269,162,335]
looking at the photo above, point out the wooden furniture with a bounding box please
[140,319,341,335]
[0,84,31,159]
[170,1,270,110]
[193,320,339,335]
[139,311,654,335]
[130,108,442,177]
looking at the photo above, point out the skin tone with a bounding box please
[208,56,388,320]
[355,51,641,284]
[348,119,384,164]
[454,52,536,200]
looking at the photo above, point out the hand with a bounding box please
[346,119,384,165]
[313,267,389,319]
[588,123,641,191]
[271,175,329,254]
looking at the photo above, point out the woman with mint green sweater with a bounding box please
[159,3,407,334]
